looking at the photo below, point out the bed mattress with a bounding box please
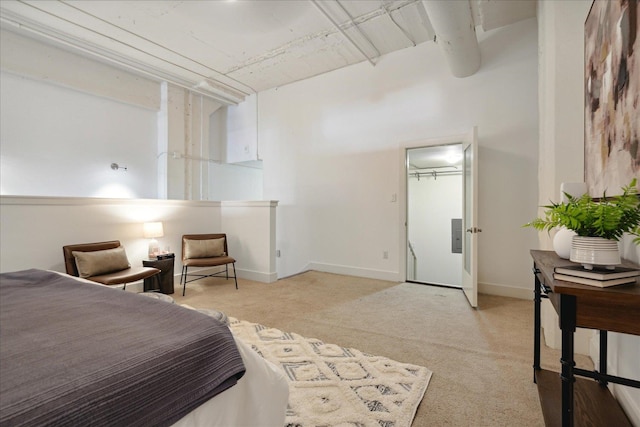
[0,269,247,426]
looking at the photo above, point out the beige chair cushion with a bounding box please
[73,247,131,278]
[184,238,226,259]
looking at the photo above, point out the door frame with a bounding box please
[398,132,470,283]
[462,127,479,307]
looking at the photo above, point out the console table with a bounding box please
[530,250,640,427]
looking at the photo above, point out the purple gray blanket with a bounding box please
[0,269,245,426]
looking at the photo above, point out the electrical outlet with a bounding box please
[383,251,389,259]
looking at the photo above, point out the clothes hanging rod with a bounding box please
[409,170,462,180]
[410,165,459,171]
[410,170,462,174]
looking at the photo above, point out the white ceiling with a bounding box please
[0,0,536,104]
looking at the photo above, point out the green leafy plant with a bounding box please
[524,179,640,243]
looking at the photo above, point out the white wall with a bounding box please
[0,29,260,202]
[0,197,221,274]
[206,94,264,201]
[408,173,462,286]
[0,196,277,285]
[0,29,161,110]
[226,94,259,163]
[537,1,587,241]
[537,0,595,358]
[260,17,539,294]
[208,163,263,201]
[538,1,640,423]
[164,86,227,201]
[0,29,162,199]
[0,72,158,199]
[221,201,277,283]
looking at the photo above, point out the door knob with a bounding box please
[466,227,482,233]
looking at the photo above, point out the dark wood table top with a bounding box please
[531,250,640,298]
[531,250,640,335]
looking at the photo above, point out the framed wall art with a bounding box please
[584,0,639,196]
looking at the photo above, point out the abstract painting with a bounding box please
[584,0,640,196]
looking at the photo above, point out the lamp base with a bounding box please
[148,239,160,258]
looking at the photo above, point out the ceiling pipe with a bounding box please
[421,0,481,78]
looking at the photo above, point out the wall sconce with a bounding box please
[110,163,127,171]
[143,221,164,258]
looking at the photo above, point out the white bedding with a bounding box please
[172,326,289,427]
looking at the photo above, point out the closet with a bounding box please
[406,144,463,287]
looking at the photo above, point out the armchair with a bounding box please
[180,233,238,296]
[63,241,160,290]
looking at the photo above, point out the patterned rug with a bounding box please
[229,318,432,427]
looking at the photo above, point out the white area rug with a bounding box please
[229,318,432,427]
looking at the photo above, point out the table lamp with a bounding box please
[143,221,164,258]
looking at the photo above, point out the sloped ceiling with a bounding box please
[0,0,536,104]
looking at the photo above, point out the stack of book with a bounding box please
[553,265,640,287]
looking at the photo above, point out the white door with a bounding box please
[462,127,479,307]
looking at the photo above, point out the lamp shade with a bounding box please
[143,222,164,238]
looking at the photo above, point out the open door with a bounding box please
[462,127,480,307]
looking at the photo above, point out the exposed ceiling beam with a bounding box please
[310,0,377,67]
[0,0,536,97]
[0,3,248,104]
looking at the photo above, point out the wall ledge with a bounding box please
[613,370,640,427]
[221,200,278,207]
[0,195,222,207]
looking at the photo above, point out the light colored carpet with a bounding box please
[230,317,432,427]
[173,271,593,426]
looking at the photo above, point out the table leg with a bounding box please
[533,265,542,382]
[560,294,577,427]
[599,330,608,386]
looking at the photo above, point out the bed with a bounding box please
[0,269,289,426]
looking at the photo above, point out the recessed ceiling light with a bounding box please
[445,153,463,164]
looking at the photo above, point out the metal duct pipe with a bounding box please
[422,0,481,78]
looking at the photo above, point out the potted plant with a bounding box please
[525,179,640,269]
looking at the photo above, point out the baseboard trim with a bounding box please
[300,268,535,297]
[589,332,600,368]
[614,383,640,427]
[307,262,399,282]
[478,281,531,300]
[236,268,277,283]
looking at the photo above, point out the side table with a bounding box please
[531,250,639,426]
[143,256,175,294]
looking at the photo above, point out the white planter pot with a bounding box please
[553,227,577,259]
[570,236,621,270]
